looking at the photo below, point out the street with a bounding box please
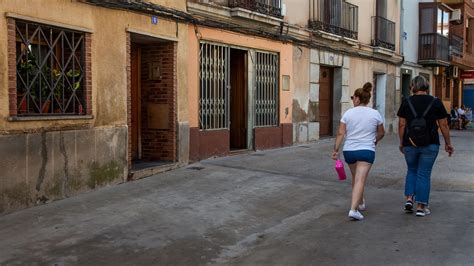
[0,131,473,265]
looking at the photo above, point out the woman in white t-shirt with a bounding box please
[332,82,385,221]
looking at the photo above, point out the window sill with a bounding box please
[7,115,94,122]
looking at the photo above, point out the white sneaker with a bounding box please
[424,207,431,215]
[348,209,364,220]
[358,199,366,211]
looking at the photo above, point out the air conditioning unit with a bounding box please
[433,66,440,76]
[450,9,462,24]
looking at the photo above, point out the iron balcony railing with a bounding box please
[229,0,282,18]
[418,33,449,63]
[309,0,358,40]
[371,16,395,50]
[450,33,463,58]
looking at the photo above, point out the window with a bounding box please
[199,43,229,130]
[437,8,449,37]
[255,51,279,127]
[15,20,87,116]
[198,42,279,130]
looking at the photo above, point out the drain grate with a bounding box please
[252,154,265,156]
[299,146,310,148]
[187,166,204,170]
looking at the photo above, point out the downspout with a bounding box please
[400,0,404,57]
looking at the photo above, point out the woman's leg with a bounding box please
[348,163,364,207]
[415,144,439,210]
[350,161,372,211]
[403,146,418,202]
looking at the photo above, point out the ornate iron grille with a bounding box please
[371,16,396,50]
[199,42,230,130]
[255,52,278,127]
[15,20,86,116]
[229,0,282,18]
[310,0,358,40]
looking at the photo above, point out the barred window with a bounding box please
[199,43,230,130]
[15,20,86,116]
[255,51,279,127]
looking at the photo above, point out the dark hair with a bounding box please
[411,75,430,93]
[354,82,372,105]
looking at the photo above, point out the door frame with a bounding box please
[319,66,334,137]
[131,44,142,161]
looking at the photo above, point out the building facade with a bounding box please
[287,0,403,141]
[7,0,473,214]
[0,0,190,213]
[186,0,293,161]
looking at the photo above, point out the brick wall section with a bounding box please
[126,33,132,169]
[84,33,92,115]
[7,18,17,116]
[140,42,177,162]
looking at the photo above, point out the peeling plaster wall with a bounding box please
[0,127,127,214]
[292,46,310,143]
[0,0,189,213]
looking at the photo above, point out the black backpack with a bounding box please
[406,96,436,147]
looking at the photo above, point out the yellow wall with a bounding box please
[0,0,188,131]
[187,26,293,128]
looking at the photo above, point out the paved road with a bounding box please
[0,131,473,265]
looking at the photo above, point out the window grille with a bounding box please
[199,42,230,130]
[255,52,279,127]
[15,20,86,115]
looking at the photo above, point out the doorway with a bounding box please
[230,48,248,150]
[131,44,141,161]
[401,74,411,100]
[129,33,177,171]
[319,67,333,136]
[373,73,387,119]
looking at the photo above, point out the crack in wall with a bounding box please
[35,132,48,192]
[59,132,70,197]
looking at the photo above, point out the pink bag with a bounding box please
[335,159,347,181]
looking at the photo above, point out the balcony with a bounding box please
[418,33,450,66]
[309,0,358,40]
[371,16,395,51]
[229,0,282,18]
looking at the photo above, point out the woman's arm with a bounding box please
[438,118,454,157]
[375,124,385,145]
[332,122,346,160]
[398,117,407,153]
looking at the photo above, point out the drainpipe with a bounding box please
[400,0,404,57]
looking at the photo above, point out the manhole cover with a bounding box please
[187,166,204,170]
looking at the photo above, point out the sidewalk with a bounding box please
[0,131,473,265]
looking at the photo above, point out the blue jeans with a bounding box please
[403,144,439,205]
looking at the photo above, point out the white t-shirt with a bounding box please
[341,106,384,152]
[457,108,466,115]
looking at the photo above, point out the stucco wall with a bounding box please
[0,0,189,214]
[186,26,293,129]
[284,0,309,27]
[0,0,188,131]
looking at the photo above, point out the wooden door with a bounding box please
[319,67,333,136]
[230,49,247,150]
[131,45,140,160]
